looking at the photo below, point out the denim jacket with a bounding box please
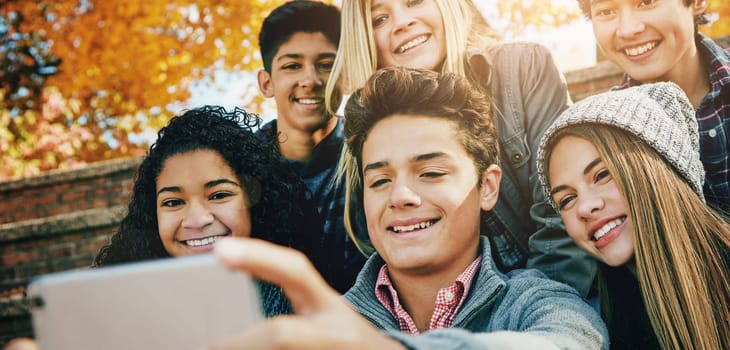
[344,236,609,350]
[470,42,597,297]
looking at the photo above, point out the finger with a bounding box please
[2,338,39,350]
[214,238,339,314]
[212,313,406,350]
[212,316,327,350]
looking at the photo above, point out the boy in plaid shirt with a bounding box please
[577,0,730,210]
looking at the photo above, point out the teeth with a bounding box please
[397,35,427,53]
[392,221,432,233]
[297,98,321,105]
[593,217,625,241]
[185,235,224,247]
[624,42,656,56]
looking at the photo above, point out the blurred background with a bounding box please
[1,0,729,180]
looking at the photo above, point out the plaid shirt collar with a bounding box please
[374,256,482,335]
[618,33,730,209]
[697,33,730,97]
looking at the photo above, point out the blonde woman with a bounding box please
[537,82,730,349]
[326,0,596,297]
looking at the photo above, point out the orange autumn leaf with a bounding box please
[0,0,298,180]
[2,0,726,181]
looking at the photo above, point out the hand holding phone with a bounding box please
[27,254,262,350]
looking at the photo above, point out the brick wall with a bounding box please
[0,157,140,344]
[1,34,728,346]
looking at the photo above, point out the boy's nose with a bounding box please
[616,9,646,37]
[298,66,323,88]
[389,180,421,208]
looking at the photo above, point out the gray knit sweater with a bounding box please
[344,236,609,349]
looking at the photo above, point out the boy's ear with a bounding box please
[692,0,708,15]
[257,69,275,98]
[479,164,502,212]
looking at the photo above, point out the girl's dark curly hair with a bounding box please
[94,106,316,266]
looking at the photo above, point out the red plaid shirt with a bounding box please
[374,256,482,334]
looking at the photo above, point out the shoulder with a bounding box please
[328,116,345,142]
[697,33,730,57]
[254,119,278,141]
[498,268,586,305]
[505,268,574,289]
[475,42,560,89]
[484,41,555,65]
[496,268,602,325]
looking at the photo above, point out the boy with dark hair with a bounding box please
[212,67,608,350]
[577,0,729,210]
[254,0,364,293]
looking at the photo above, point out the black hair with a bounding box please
[576,0,709,26]
[94,106,319,266]
[258,0,340,73]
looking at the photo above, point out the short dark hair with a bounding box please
[576,0,709,26]
[344,67,499,177]
[94,106,315,266]
[258,1,340,73]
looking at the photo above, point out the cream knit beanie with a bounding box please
[536,82,704,210]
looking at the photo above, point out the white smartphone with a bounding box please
[26,254,262,350]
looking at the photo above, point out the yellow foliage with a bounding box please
[492,0,583,37]
[1,0,291,179]
[7,0,284,115]
[7,0,725,180]
[702,2,730,38]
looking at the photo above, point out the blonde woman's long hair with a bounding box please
[328,0,495,255]
[547,125,730,350]
[325,0,493,113]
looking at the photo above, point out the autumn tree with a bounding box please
[486,0,583,39]
[488,0,730,39]
[0,11,60,111]
[704,1,730,38]
[0,0,291,179]
[1,0,729,180]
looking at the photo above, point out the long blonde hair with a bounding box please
[329,0,495,255]
[325,0,493,113]
[546,125,730,350]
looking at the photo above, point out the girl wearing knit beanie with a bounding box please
[537,82,730,350]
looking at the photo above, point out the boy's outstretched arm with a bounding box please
[211,238,406,350]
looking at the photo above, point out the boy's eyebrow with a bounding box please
[590,0,609,7]
[276,53,304,62]
[275,52,337,62]
[413,152,448,163]
[549,157,603,195]
[156,178,239,197]
[363,152,449,174]
[363,161,388,174]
